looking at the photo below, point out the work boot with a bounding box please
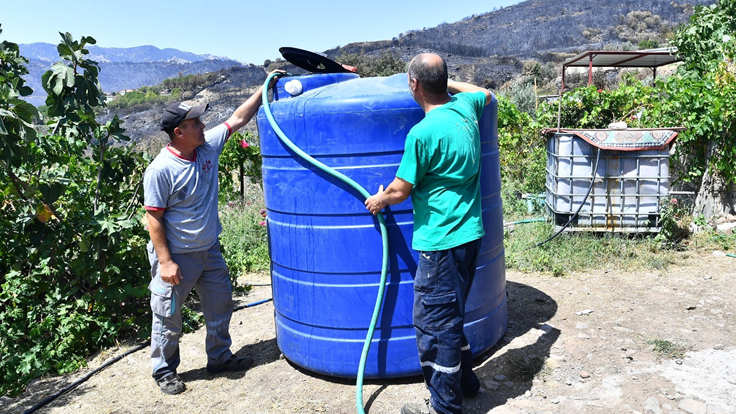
[155,373,185,395]
[462,382,480,398]
[206,354,255,374]
[401,400,438,414]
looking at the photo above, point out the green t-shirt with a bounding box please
[396,91,486,251]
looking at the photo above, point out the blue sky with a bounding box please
[2,0,522,64]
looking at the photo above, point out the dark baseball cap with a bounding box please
[160,102,209,133]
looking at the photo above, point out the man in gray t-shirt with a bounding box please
[143,70,282,395]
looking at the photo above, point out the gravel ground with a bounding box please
[2,250,735,414]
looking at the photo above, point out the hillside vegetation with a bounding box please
[327,0,715,60]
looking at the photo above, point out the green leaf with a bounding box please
[11,100,38,123]
[40,182,65,204]
[18,85,33,97]
[81,36,96,46]
[117,219,136,229]
[64,66,75,88]
[80,237,91,252]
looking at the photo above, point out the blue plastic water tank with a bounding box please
[256,73,506,379]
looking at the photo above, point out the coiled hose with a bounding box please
[261,73,389,414]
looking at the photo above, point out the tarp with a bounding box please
[541,128,682,151]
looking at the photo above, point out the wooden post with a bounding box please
[588,54,593,85]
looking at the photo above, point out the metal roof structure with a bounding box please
[561,48,682,91]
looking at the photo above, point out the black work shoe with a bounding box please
[463,384,480,398]
[206,354,255,374]
[156,373,185,395]
[401,400,437,414]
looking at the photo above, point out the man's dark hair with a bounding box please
[408,55,448,95]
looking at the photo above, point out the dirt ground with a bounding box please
[2,250,735,414]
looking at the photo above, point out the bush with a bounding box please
[497,95,546,194]
[219,131,262,202]
[0,32,151,397]
[218,131,269,284]
[219,198,270,278]
[334,50,407,77]
[501,80,537,117]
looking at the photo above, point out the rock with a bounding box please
[576,333,591,339]
[704,406,729,414]
[678,398,707,414]
[0,396,10,406]
[539,323,554,333]
[579,371,591,379]
[493,374,507,381]
[716,222,736,233]
[703,275,713,280]
[705,404,730,414]
[576,309,594,316]
[644,396,664,414]
[504,381,515,388]
[483,380,500,390]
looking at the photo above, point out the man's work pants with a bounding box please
[413,238,482,414]
[147,241,234,380]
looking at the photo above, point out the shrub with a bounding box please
[334,50,407,77]
[497,95,546,194]
[0,31,151,397]
[219,198,270,278]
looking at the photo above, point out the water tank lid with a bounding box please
[279,47,356,74]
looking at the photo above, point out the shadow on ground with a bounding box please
[464,280,559,412]
[279,279,559,413]
[178,337,281,384]
[367,280,558,413]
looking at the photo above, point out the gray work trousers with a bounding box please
[147,240,233,380]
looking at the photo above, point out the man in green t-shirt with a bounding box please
[365,53,492,414]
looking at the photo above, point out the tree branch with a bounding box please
[93,132,108,212]
[125,180,142,221]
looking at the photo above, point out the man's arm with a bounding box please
[364,177,413,215]
[447,79,492,106]
[147,210,181,285]
[225,69,285,132]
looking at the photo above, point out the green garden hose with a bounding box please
[261,73,389,414]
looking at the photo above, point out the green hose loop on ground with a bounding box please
[262,73,390,414]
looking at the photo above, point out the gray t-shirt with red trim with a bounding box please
[143,123,231,253]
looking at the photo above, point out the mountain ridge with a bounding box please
[325,0,715,60]
[19,43,238,64]
[19,43,246,105]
